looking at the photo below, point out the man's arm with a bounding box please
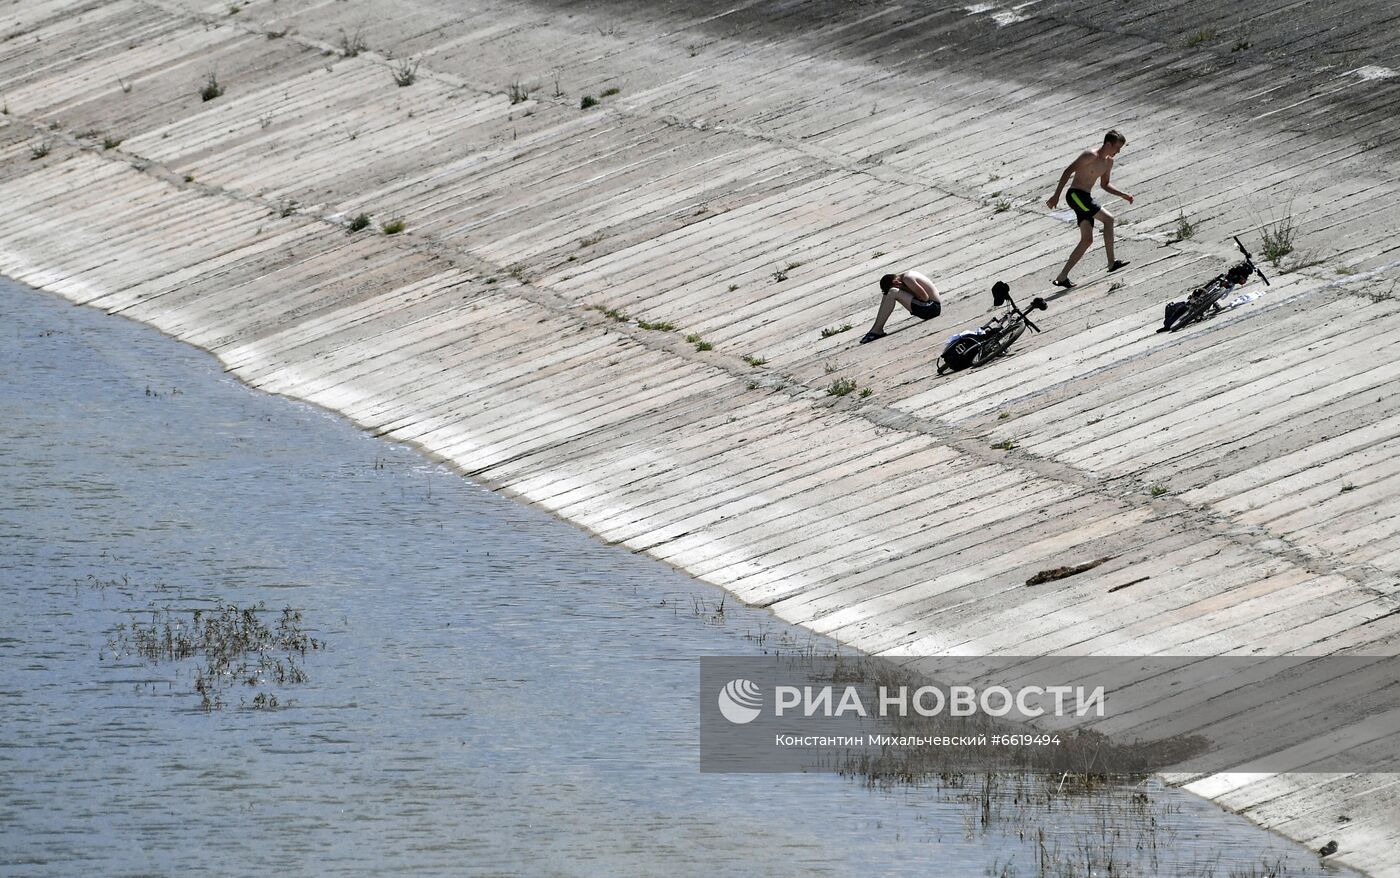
[1100,162,1134,204]
[1045,155,1085,209]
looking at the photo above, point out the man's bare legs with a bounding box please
[865,289,914,336]
[1099,208,1117,268]
[1054,210,1125,287]
[1054,220,1095,285]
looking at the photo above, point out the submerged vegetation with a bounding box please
[100,590,324,711]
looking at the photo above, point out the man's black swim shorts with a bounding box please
[1066,188,1100,224]
[911,299,941,320]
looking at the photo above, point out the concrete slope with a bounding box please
[1,0,1398,871]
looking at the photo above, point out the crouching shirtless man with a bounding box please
[860,269,943,344]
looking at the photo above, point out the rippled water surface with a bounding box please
[0,279,1352,877]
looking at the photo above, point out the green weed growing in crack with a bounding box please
[821,324,852,338]
[347,213,371,233]
[994,198,1012,213]
[1167,211,1196,243]
[636,320,675,331]
[1150,484,1169,497]
[339,27,367,57]
[29,141,50,160]
[1185,29,1216,47]
[991,439,1017,451]
[1261,213,1297,266]
[200,72,224,102]
[509,79,531,104]
[102,135,122,150]
[392,58,420,87]
[580,95,598,109]
[827,377,858,397]
[381,218,406,235]
[743,355,767,367]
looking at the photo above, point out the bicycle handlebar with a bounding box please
[1234,234,1271,286]
[1003,295,1043,333]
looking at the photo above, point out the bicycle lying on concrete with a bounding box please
[1158,235,1271,333]
[937,282,1048,374]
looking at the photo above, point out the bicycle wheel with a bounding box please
[1169,284,1224,331]
[974,319,1025,365]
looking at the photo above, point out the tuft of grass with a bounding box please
[1150,484,1169,497]
[183,174,194,183]
[339,27,367,57]
[580,95,598,109]
[770,262,801,283]
[991,439,1017,451]
[1261,215,1297,266]
[1233,37,1251,51]
[1340,483,1358,493]
[200,72,224,102]
[998,411,1011,420]
[637,319,674,331]
[824,361,839,374]
[277,199,298,218]
[578,234,603,247]
[1335,264,1356,276]
[827,377,858,397]
[994,198,1012,213]
[600,86,621,97]
[102,135,122,150]
[29,141,50,160]
[1108,281,1125,292]
[1185,29,1216,47]
[747,381,758,390]
[693,339,713,352]
[381,218,406,235]
[392,58,420,87]
[1168,211,1196,243]
[820,323,853,338]
[508,80,531,104]
[589,304,629,322]
[743,355,767,367]
[348,213,371,233]
[727,283,739,292]
[227,3,241,14]
[265,26,289,39]
[859,388,873,398]
[872,250,886,258]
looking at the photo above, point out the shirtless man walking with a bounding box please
[1045,130,1135,289]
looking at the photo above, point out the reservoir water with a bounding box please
[0,278,1353,877]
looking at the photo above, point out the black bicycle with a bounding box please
[937,282,1048,374]
[1159,236,1270,332]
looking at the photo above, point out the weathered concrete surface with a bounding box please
[2,0,1399,870]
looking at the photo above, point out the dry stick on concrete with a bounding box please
[1025,556,1111,586]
